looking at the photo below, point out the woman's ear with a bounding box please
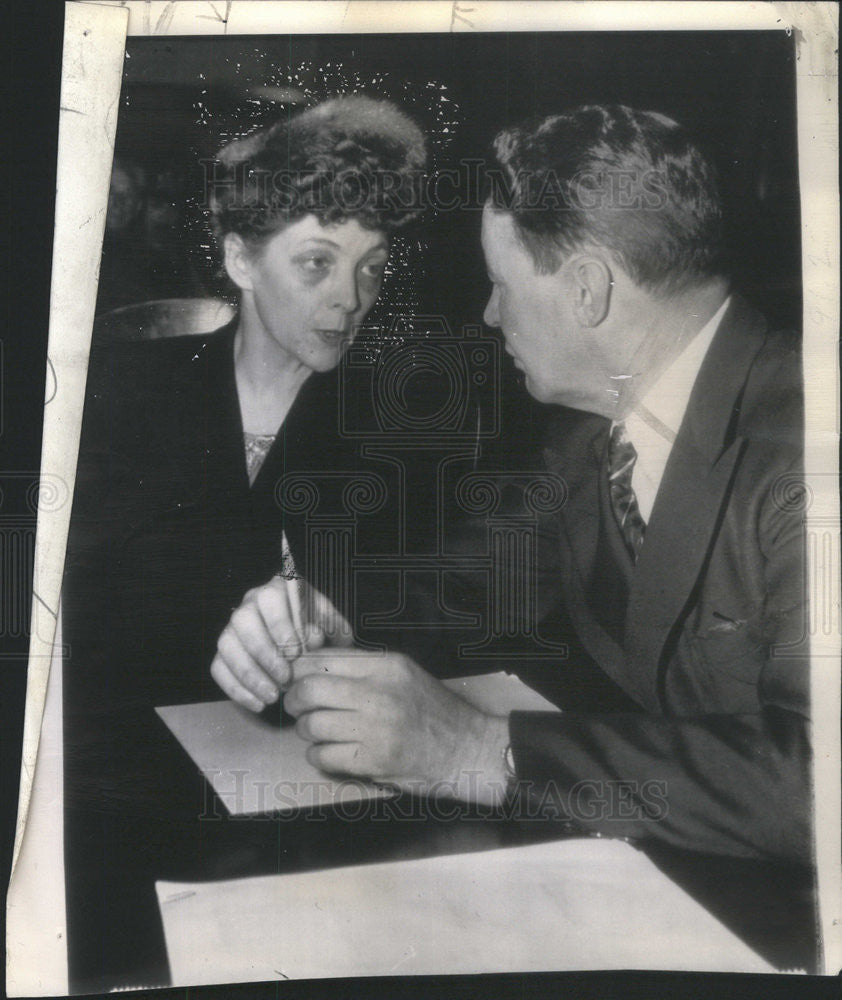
[223,233,255,292]
[569,255,613,327]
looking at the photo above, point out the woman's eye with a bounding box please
[299,254,331,273]
[361,261,386,280]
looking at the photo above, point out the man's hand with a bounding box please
[210,577,352,712]
[284,650,511,804]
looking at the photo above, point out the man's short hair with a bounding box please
[488,104,725,295]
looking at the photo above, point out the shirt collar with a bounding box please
[626,295,731,443]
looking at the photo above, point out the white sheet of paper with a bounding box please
[442,671,559,714]
[155,698,393,815]
[156,837,776,985]
[156,671,557,815]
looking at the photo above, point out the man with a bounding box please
[211,105,810,860]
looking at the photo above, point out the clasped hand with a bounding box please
[210,575,352,711]
[211,579,509,800]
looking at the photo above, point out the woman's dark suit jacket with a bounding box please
[62,320,409,990]
[63,321,382,716]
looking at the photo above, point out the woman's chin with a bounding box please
[311,334,355,370]
[306,346,348,374]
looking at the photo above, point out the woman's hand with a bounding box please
[210,577,352,712]
[284,650,510,804]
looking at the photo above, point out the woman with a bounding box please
[61,96,427,991]
[64,95,427,716]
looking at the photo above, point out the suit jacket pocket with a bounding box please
[690,607,766,686]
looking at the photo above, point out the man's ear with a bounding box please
[568,255,612,327]
[223,233,255,292]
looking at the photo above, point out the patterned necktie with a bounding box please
[607,422,646,561]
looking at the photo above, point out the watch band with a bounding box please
[503,742,517,782]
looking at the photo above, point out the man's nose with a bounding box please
[483,287,500,327]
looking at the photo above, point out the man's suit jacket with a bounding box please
[504,294,811,860]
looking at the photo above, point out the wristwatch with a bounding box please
[503,742,517,785]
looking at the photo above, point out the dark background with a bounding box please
[105,30,802,329]
[6,8,835,1000]
[96,29,802,463]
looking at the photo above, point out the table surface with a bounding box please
[63,704,820,994]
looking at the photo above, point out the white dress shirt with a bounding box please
[618,296,731,524]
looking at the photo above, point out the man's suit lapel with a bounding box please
[624,295,768,708]
[543,409,604,583]
[543,409,631,695]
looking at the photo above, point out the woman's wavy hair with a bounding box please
[209,95,427,248]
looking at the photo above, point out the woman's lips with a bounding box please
[314,328,347,345]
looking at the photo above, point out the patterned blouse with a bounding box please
[243,431,276,486]
[244,431,297,579]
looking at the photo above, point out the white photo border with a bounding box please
[8,2,839,992]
